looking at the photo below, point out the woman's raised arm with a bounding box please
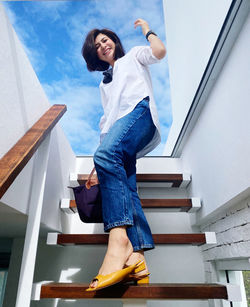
[134,18,166,60]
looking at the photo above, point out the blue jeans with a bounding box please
[94,97,156,251]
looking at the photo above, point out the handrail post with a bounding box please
[15,134,51,307]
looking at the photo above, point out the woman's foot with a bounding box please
[89,227,133,288]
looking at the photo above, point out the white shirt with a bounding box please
[99,45,161,158]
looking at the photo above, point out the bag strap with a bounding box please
[88,167,96,181]
[85,167,96,189]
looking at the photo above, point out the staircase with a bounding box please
[32,166,240,306]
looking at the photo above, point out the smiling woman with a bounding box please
[81,18,166,291]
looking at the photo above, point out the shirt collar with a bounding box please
[102,68,113,84]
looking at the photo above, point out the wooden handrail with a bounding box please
[0,104,67,199]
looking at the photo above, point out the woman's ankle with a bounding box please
[97,228,133,275]
[108,227,132,251]
[125,251,147,269]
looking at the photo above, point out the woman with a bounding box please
[82,18,166,291]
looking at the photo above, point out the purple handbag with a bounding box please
[70,168,103,223]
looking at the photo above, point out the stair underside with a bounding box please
[40,283,228,299]
[55,233,208,245]
[67,198,193,213]
[77,173,187,187]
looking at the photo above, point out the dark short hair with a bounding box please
[82,29,125,72]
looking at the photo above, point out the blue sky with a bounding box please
[3,0,172,156]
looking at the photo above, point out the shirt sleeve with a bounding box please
[134,46,160,66]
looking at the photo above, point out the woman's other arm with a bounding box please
[134,18,166,60]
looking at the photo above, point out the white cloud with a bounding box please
[3,2,47,73]
[43,78,102,155]
[23,1,69,22]
[62,0,167,76]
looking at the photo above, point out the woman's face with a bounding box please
[95,33,116,66]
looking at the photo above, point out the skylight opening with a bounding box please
[3,0,172,157]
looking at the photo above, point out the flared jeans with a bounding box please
[94,97,155,251]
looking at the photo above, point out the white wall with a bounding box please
[162,0,232,155]
[41,127,75,232]
[201,196,250,261]
[0,3,76,232]
[180,11,250,223]
[0,4,49,158]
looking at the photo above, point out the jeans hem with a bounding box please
[104,220,134,232]
[133,244,155,252]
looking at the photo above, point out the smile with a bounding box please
[103,48,112,55]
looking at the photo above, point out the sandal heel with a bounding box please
[136,276,149,284]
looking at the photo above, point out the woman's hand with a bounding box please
[86,166,99,189]
[134,18,150,36]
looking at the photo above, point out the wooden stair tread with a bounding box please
[142,198,192,208]
[40,282,228,299]
[77,173,186,187]
[68,198,193,212]
[55,233,208,245]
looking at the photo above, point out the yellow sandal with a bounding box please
[86,261,143,291]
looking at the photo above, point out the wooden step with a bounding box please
[47,232,216,246]
[61,198,201,214]
[32,282,233,300]
[70,173,191,188]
